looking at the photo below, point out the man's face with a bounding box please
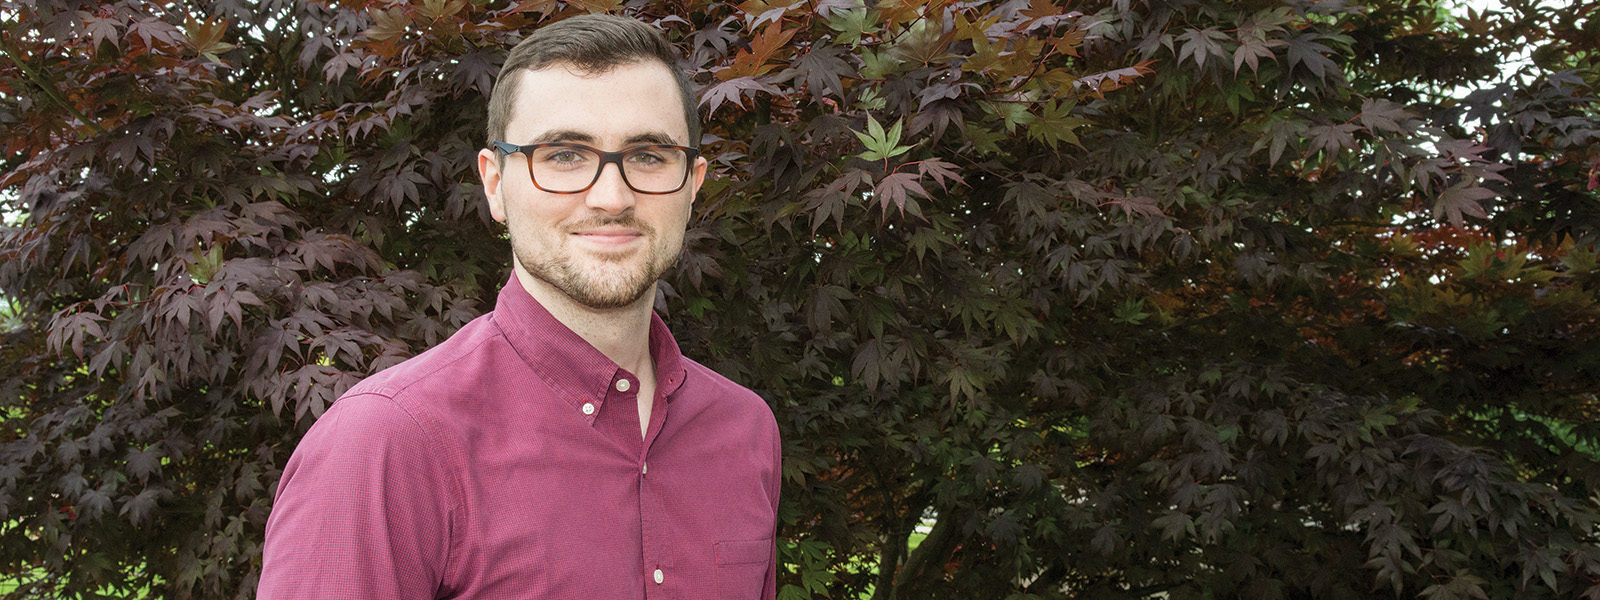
[479,61,706,310]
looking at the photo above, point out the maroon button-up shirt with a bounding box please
[259,277,781,599]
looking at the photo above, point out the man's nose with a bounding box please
[584,162,635,214]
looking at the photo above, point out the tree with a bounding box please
[2,0,1597,598]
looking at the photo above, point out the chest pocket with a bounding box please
[714,538,773,599]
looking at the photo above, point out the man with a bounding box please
[259,14,781,599]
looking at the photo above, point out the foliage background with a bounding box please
[2,0,1598,598]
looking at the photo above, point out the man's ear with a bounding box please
[478,148,508,223]
[688,156,709,205]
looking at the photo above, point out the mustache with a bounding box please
[563,214,655,235]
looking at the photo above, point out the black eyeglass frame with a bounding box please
[490,141,702,195]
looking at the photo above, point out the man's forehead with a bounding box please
[505,61,690,143]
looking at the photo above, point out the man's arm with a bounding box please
[259,393,456,599]
[763,417,782,600]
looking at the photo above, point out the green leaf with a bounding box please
[826,7,877,46]
[1027,99,1087,149]
[853,115,915,161]
[1113,298,1149,324]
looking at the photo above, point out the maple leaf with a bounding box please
[805,285,852,334]
[1018,0,1063,23]
[784,44,852,100]
[888,18,958,65]
[450,50,500,95]
[1434,137,1489,161]
[1102,195,1164,219]
[1284,32,1337,81]
[1458,7,1495,36]
[850,337,883,390]
[826,7,876,46]
[917,159,962,190]
[951,12,1002,46]
[78,489,114,522]
[961,34,1010,74]
[120,488,171,527]
[1358,98,1413,133]
[874,171,927,213]
[184,16,236,61]
[906,227,954,262]
[1306,123,1358,158]
[1071,60,1155,95]
[1176,27,1230,71]
[1433,182,1497,228]
[852,115,915,161]
[1027,100,1089,149]
[718,22,798,80]
[572,0,623,12]
[47,310,107,358]
[414,0,466,21]
[125,446,164,484]
[910,101,965,143]
[1252,117,1308,166]
[739,0,801,29]
[917,80,968,109]
[801,170,871,232]
[365,7,410,42]
[748,20,797,62]
[700,76,782,116]
[322,51,363,83]
[509,0,559,15]
[1050,27,1086,58]
[691,23,741,56]
[1232,36,1280,75]
[79,12,124,53]
[126,18,185,51]
[1090,524,1123,557]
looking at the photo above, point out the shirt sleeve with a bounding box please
[762,417,782,600]
[259,393,457,600]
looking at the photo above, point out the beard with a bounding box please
[511,213,677,310]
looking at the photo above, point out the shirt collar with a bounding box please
[489,275,688,420]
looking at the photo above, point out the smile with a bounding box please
[571,229,644,247]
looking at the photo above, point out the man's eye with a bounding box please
[627,151,666,165]
[544,150,587,163]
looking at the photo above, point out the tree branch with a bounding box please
[0,29,109,136]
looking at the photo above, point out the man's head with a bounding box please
[486,14,699,149]
[478,15,707,313]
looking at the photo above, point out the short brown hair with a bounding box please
[486,14,699,147]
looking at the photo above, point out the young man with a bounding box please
[259,15,781,599]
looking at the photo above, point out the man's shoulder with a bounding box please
[681,356,756,395]
[344,312,509,403]
[679,356,775,421]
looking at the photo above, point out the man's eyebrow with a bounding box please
[624,131,681,146]
[531,130,596,144]
[527,130,684,146]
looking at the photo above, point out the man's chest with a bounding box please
[440,403,777,599]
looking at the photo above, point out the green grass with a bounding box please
[0,557,157,599]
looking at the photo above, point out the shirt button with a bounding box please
[642,462,648,475]
[653,568,664,584]
[581,402,596,415]
[616,379,631,392]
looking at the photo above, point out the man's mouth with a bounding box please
[572,228,642,245]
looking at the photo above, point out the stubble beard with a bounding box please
[513,214,676,310]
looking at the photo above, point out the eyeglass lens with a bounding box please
[527,145,690,194]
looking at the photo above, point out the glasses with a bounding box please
[491,141,700,195]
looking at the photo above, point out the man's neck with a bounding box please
[512,267,657,380]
